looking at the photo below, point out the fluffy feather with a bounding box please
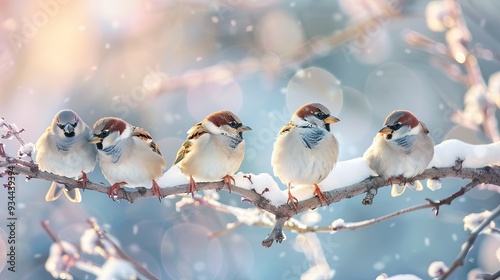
[36,110,97,202]
[363,110,435,197]
[89,117,166,199]
[174,110,251,195]
[271,103,340,209]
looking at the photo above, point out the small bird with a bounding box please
[363,110,435,196]
[36,110,98,202]
[271,103,340,210]
[88,117,166,201]
[174,110,251,196]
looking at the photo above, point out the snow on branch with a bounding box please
[2,133,500,248]
[439,205,500,280]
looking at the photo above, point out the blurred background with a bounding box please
[0,0,499,279]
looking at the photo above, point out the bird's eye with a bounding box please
[100,130,110,138]
[315,112,327,120]
[57,124,65,129]
[228,121,240,128]
[390,123,402,130]
[72,122,78,127]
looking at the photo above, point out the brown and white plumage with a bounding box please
[36,109,98,203]
[271,103,340,210]
[174,110,251,196]
[88,117,166,201]
[363,110,435,197]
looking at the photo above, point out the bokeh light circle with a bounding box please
[335,86,372,144]
[365,62,438,119]
[225,234,254,279]
[161,223,224,280]
[186,79,243,121]
[286,67,343,116]
[255,10,304,57]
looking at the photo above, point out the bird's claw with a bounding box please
[79,171,89,190]
[313,184,329,206]
[223,174,235,193]
[287,192,299,212]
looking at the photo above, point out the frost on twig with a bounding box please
[439,205,500,280]
[41,218,159,280]
[0,117,34,162]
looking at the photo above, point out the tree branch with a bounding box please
[332,180,478,231]
[86,218,160,280]
[5,157,500,248]
[5,159,500,212]
[439,204,500,280]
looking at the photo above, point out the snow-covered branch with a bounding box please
[439,205,500,280]
[3,139,500,247]
[42,217,158,279]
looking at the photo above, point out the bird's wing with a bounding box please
[187,123,208,140]
[173,140,192,165]
[132,126,162,156]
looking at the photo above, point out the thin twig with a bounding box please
[439,204,500,280]
[333,181,478,231]
[41,220,62,244]
[87,218,160,280]
[484,269,500,280]
[332,204,431,231]
[0,117,34,162]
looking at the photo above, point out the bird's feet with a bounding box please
[222,174,236,193]
[287,191,299,212]
[78,171,89,190]
[152,180,162,202]
[108,182,126,201]
[387,175,407,186]
[313,184,329,206]
[187,176,198,197]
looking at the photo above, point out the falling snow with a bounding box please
[373,261,385,270]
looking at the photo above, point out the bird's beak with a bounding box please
[238,125,252,132]
[64,124,74,134]
[379,127,392,135]
[324,116,340,124]
[88,134,101,143]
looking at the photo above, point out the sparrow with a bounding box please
[88,117,166,201]
[271,103,340,210]
[174,110,251,196]
[36,109,98,202]
[363,110,435,196]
